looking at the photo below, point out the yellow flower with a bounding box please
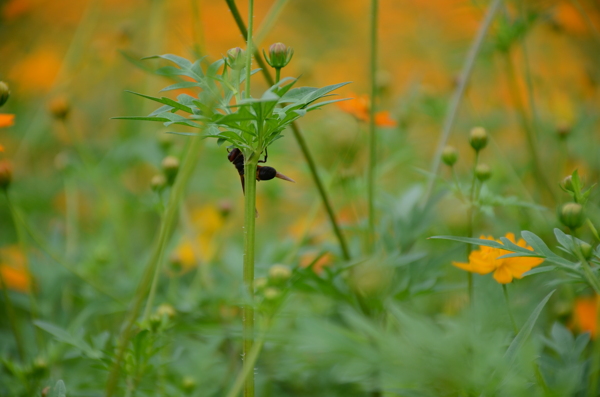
[0,114,15,128]
[452,233,543,284]
[571,295,598,339]
[0,245,30,293]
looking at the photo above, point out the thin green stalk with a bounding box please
[242,152,258,397]
[190,0,205,56]
[503,53,556,203]
[367,0,379,252]
[450,166,466,202]
[254,0,289,47]
[244,0,254,100]
[223,0,351,261]
[5,193,43,347]
[0,262,26,361]
[424,0,502,204]
[226,326,265,397]
[105,134,203,397]
[275,68,281,84]
[588,295,600,397]
[502,284,518,334]
[466,151,480,301]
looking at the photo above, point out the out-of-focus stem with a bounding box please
[503,53,556,203]
[502,284,518,334]
[424,0,502,205]
[0,251,26,361]
[367,0,379,252]
[466,151,480,301]
[254,0,289,47]
[224,0,351,261]
[244,0,254,100]
[105,134,203,397]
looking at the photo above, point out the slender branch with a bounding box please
[423,0,503,204]
[223,0,351,261]
[105,134,203,397]
[502,284,518,334]
[245,0,254,99]
[367,0,379,252]
[254,0,289,48]
[242,152,258,397]
[0,258,26,361]
[466,151,480,301]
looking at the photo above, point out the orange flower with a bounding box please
[0,245,30,293]
[452,233,543,284]
[0,114,15,128]
[337,93,397,127]
[572,295,599,339]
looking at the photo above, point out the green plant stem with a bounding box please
[105,134,203,397]
[275,68,281,84]
[0,254,26,361]
[367,0,379,252]
[588,294,600,397]
[450,166,466,202]
[223,0,351,261]
[466,151,480,301]
[5,193,43,348]
[503,53,556,203]
[242,152,258,397]
[245,0,254,100]
[226,322,266,397]
[502,284,518,334]
[254,0,289,47]
[424,0,502,205]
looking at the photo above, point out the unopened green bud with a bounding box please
[264,42,294,69]
[263,287,281,300]
[475,163,491,182]
[226,47,246,71]
[560,202,584,229]
[150,174,167,192]
[562,175,574,192]
[0,82,10,107]
[182,376,196,393]
[580,242,593,260]
[469,126,488,152]
[268,264,291,281]
[148,313,163,332]
[158,133,175,153]
[161,156,179,185]
[441,146,458,166]
[254,277,268,291]
[556,123,570,140]
[156,303,176,318]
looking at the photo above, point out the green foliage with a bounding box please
[114,54,349,155]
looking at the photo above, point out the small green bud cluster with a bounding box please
[256,264,293,305]
[263,42,294,70]
[151,156,180,192]
[475,163,491,182]
[0,160,12,190]
[0,81,10,107]
[441,146,458,167]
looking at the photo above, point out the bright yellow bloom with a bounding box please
[0,114,15,128]
[571,295,599,339]
[452,233,543,284]
[0,245,30,293]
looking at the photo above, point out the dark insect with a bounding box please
[227,148,295,195]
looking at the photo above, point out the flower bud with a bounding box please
[556,123,570,140]
[580,242,593,260]
[0,160,12,190]
[264,42,294,69]
[182,376,196,393]
[156,303,176,318]
[254,277,268,291]
[469,126,488,152]
[0,81,10,107]
[268,264,292,281]
[158,133,175,153]
[226,47,246,71]
[475,163,491,182]
[150,174,167,192]
[48,96,70,120]
[562,175,574,192]
[441,145,458,166]
[559,202,584,230]
[263,287,281,300]
[218,199,232,218]
[161,156,179,185]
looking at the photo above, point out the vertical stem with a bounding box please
[0,260,26,361]
[423,0,502,205]
[275,68,281,84]
[466,151,480,301]
[245,0,254,100]
[243,152,258,397]
[503,53,555,203]
[502,284,518,334]
[223,0,351,261]
[367,0,379,252]
[588,294,600,397]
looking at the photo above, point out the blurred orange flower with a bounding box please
[0,114,15,128]
[337,93,397,127]
[171,205,226,272]
[453,233,543,284]
[572,295,599,339]
[300,252,333,274]
[0,245,30,293]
